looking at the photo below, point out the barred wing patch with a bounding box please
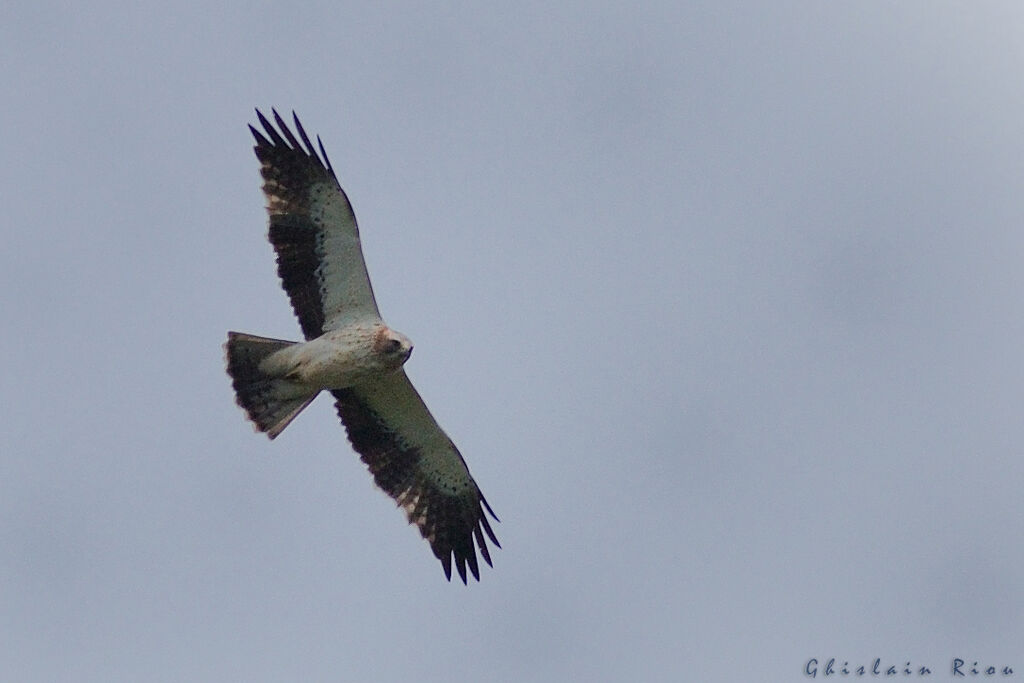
[251,109,380,340]
[332,372,499,583]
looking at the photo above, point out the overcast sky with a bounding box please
[3,2,1024,681]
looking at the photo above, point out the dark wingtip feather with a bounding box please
[261,109,289,148]
[478,497,501,548]
[249,124,271,147]
[474,525,493,567]
[317,135,335,175]
[292,111,319,159]
[481,516,500,549]
[480,494,500,523]
[255,109,276,139]
[441,554,453,581]
[272,109,302,150]
[270,107,284,130]
[251,108,334,182]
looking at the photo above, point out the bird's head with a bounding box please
[374,325,414,368]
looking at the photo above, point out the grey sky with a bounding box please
[2,2,1023,680]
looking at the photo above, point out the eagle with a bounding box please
[225,109,499,583]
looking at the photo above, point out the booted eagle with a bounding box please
[225,109,499,583]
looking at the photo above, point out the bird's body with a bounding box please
[225,109,498,582]
[260,323,411,389]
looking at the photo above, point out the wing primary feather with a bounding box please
[292,112,321,162]
[272,109,303,150]
[318,135,335,175]
[480,494,500,523]
[466,546,480,582]
[474,525,493,567]
[269,107,288,139]
[455,555,468,584]
[440,553,453,581]
[257,108,288,147]
[479,510,500,547]
[249,123,271,147]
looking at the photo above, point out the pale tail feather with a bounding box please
[225,331,317,439]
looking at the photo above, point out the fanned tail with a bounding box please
[225,331,317,438]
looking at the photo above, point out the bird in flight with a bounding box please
[225,109,499,582]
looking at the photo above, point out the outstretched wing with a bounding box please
[250,109,380,340]
[332,372,500,583]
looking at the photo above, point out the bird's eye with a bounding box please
[387,338,403,353]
